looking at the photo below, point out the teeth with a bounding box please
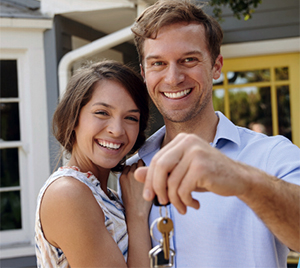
[164,89,191,99]
[98,141,121,150]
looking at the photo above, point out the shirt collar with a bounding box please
[139,111,240,158]
[213,111,241,147]
[138,125,166,159]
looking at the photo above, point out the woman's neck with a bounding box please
[67,155,110,196]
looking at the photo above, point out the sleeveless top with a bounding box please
[35,166,128,268]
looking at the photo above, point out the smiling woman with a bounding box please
[34,60,151,268]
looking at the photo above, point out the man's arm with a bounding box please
[239,165,300,252]
[135,133,300,252]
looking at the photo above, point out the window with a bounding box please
[0,18,52,259]
[0,57,32,248]
[213,53,300,146]
[0,60,22,232]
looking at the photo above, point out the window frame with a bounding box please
[213,53,300,147]
[0,52,33,249]
[0,18,52,258]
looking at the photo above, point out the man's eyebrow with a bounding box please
[145,50,204,61]
[182,51,204,57]
[92,102,140,113]
[145,55,161,61]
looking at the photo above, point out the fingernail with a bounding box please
[158,197,167,205]
[143,189,152,200]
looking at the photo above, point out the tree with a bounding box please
[209,0,262,21]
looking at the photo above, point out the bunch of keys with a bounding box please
[149,196,175,267]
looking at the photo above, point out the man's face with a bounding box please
[141,22,223,124]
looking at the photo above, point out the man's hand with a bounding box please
[135,133,252,214]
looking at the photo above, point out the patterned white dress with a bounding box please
[35,166,128,268]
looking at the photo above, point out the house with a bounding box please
[0,0,299,267]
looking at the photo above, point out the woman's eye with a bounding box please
[126,116,139,122]
[95,111,108,116]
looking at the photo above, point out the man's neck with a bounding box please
[162,111,219,147]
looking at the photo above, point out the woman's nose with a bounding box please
[107,119,125,137]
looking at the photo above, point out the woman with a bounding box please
[35,60,151,267]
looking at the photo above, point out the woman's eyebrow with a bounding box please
[92,102,140,113]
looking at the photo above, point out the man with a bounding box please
[125,0,300,267]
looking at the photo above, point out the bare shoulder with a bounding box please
[40,176,105,247]
[43,176,92,202]
[39,176,128,266]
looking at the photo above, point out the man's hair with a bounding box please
[132,0,223,66]
[52,60,149,170]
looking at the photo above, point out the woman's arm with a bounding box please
[40,176,128,267]
[120,160,152,267]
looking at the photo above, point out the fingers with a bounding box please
[148,141,187,204]
[177,168,201,211]
[166,157,189,214]
[137,159,145,168]
[134,166,148,183]
[133,134,205,213]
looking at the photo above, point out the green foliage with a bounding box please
[209,0,262,21]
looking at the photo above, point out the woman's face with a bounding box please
[73,80,140,170]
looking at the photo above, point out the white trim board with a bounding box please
[221,37,300,59]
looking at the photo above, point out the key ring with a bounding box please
[159,206,168,218]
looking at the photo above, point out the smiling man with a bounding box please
[125,0,300,267]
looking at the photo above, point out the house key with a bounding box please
[149,206,175,267]
[157,216,173,260]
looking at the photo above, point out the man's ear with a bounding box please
[212,55,223,80]
[140,63,146,82]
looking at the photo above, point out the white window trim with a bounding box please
[221,37,300,59]
[0,23,51,259]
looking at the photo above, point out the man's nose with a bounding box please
[164,64,185,86]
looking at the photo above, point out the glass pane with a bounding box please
[229,86,272,135]
[277,85,292,141]
[228,69,270,85]
[0,191,22,230]
[0,148,20,187]
[0,60,18,98]
[0,102,20,141]
[275,67,289,81]
[212,89,225,114]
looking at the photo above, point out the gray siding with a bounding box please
[203,0,299,44]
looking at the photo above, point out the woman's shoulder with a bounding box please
[44,175,94,206]
[39,175,106,250]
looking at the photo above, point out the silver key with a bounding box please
[149,243,175,267]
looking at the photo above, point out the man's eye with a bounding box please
[184,57,195,63]
[153,61,163,66]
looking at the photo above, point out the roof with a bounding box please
[0,0,48,19]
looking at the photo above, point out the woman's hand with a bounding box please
[119,159,152,267]
[120,159,152,219]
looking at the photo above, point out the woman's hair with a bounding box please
[131,0,223,66]
[52,60,149,170]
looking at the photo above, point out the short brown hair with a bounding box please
[53,60,149,167]
[132,0,223,66]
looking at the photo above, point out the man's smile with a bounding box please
[163,88,191,99]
